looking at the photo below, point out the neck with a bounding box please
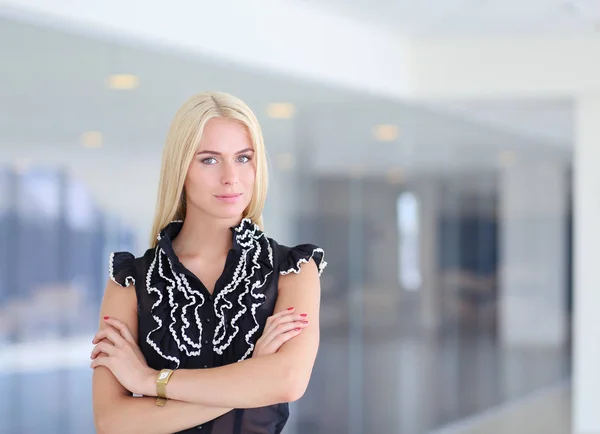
[172,208,242,261]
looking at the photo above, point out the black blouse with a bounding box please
[109,218,327,434]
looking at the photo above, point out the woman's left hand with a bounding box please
[90,317,157,396]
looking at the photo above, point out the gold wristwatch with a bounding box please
[155,368,175,406]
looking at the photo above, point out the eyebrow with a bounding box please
[197,148,254,156]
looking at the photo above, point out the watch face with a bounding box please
[159,372,169,380]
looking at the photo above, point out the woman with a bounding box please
[90,91,326,434]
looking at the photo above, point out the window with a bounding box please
[397,192,421,291]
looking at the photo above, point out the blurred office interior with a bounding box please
[1,1,597,433]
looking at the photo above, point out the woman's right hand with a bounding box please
[252,308,309,358]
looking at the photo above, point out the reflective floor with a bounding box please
[0,328,570,434]
[297,329,570,434]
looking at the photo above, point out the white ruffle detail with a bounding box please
[238,234,273,361]
[109,252,135,287]
[266,238,274,266]
[146,249,207,366]
[279,247,328,277]
[212,252,248,354]
[213,219,273,359]
[145,248,181,368]
[176,269,206,355]
[162,255,205,357]
[147,217,273,364]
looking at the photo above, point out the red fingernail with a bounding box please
[302,320,308,324]
[300,314,307,317]
[295,328,301,331]
[287,307,294,311]
[103,316,109,320]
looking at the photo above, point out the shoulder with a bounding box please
[268,239,324,311]
[267,238,327,278]
[108,248,154,288]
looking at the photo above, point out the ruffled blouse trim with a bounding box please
[109,251,136,287]
[109,219,327,370]
[146,218,273,368]
[279,244,327,277]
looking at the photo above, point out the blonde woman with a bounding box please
[90,92,326,434]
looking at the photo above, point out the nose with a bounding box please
[221,161,238,186]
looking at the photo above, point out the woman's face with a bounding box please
[184,118,256,221]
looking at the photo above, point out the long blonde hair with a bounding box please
[149,91,268,247]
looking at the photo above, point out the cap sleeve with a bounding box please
[109,251,137,288]
[278,243,327,277]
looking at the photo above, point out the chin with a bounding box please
[212,205,249,220]
[219,210,246,220]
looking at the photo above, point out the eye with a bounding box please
[201,157,218,165]
[237,155,251,163]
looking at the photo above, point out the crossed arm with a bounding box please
[92,259,321,434]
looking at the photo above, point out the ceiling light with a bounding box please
[373,124,399,142]
[107,74,139,90]
[81,131,103,148]
[267,103,296,119]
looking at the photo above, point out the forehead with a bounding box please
[198,118,253,151]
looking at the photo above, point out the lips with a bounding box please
[214,193,243,204]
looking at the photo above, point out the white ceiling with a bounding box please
[296,0,578,149]
[298,0,600,37]
[430,98,574,145]
[0,16,362,151]
[0,15,570,180]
